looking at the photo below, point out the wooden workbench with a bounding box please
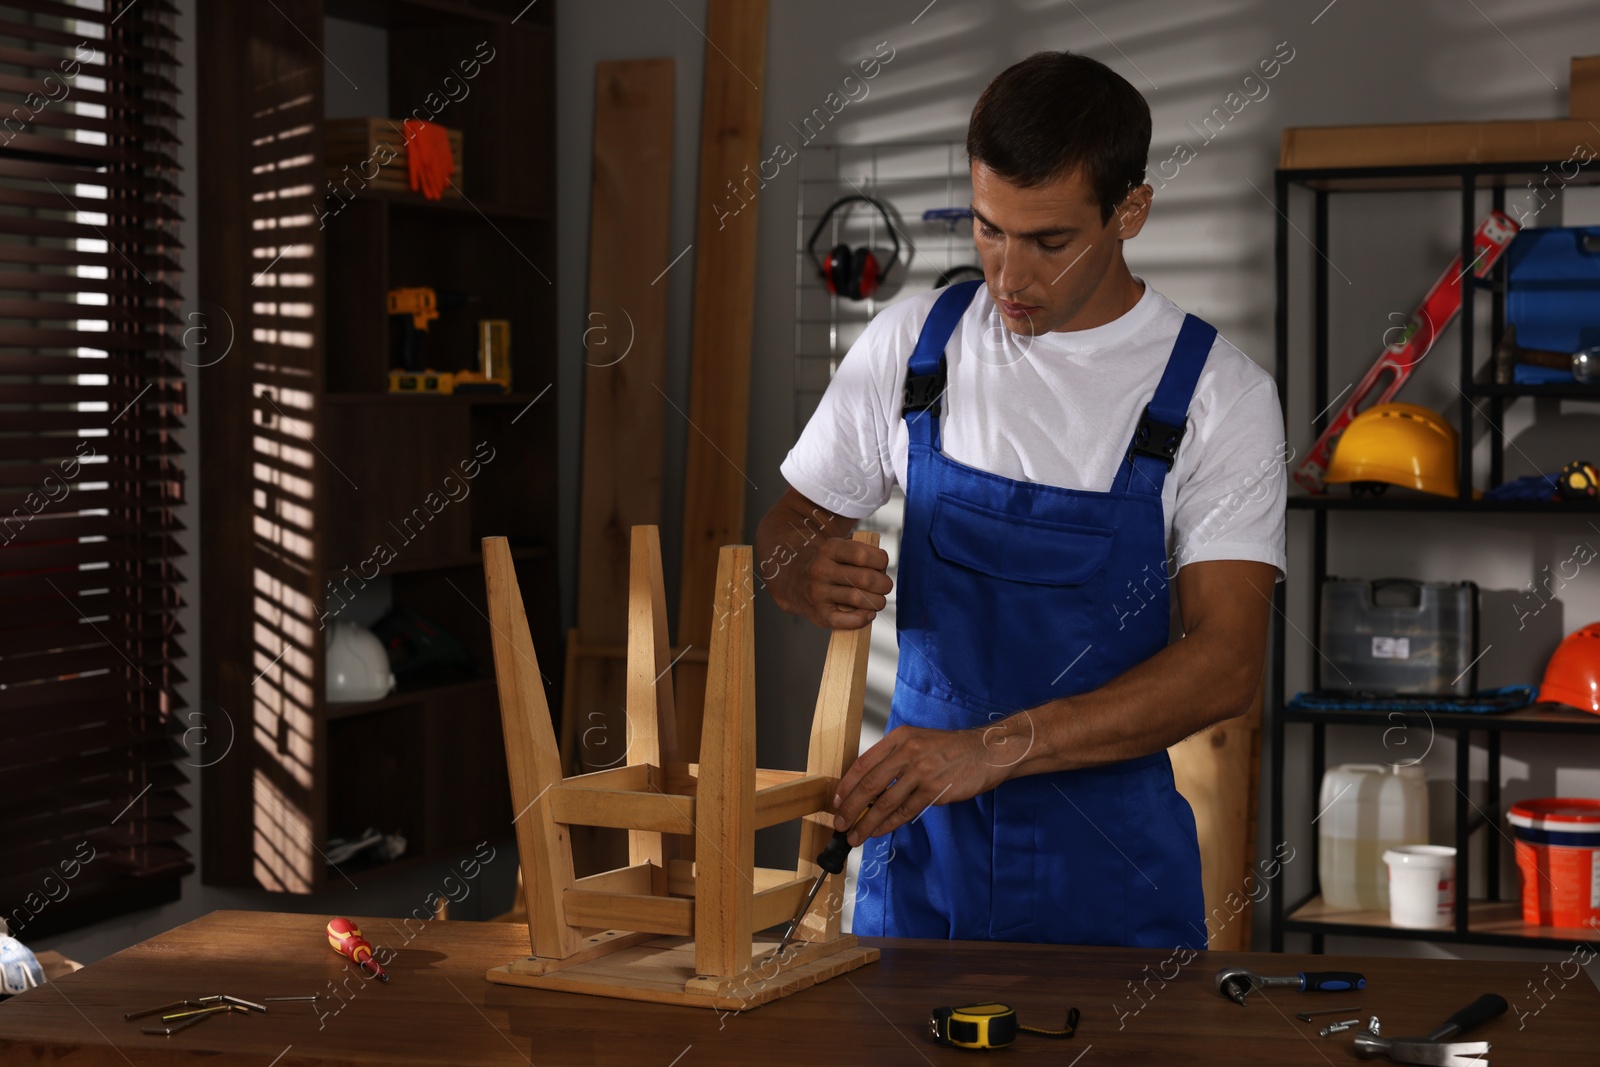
[0,910,1594,1064]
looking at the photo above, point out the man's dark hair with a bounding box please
[966,51,1151,223]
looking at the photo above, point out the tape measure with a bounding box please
[928,1002,1079,1049]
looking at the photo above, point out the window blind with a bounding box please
[0,0,188,941]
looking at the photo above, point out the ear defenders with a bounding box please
[807,195,901,300]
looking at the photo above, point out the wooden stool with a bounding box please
[482,526,880,1009]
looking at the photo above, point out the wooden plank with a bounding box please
[794,532,877,944]
[665,860,796,898]
[750,875,813,932]
[627,525,680,867]
[576,59,675,641]
[694,546,758,977]
[1169,681,1262,952]
[754,773,836,830]
[673,0,769,761]
[1280,118,1600,170]
[683,933,863,996]
[572,862,656,896]
[482,536,583,959]
[548,786,695,834]
[561,763,653,792]
[502,929,660,976]
[565,58,676,802]
[1574,55,1600,118]
[488,933,878,1011]
[564,889,694,937]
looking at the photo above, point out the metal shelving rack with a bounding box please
[1267,158,1600,953]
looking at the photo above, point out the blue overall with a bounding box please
[852,279,1213,949]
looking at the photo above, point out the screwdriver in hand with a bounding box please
[774,806,870,958]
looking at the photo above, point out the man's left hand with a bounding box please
[832,720,1028,845]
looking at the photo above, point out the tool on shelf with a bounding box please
[1293,209,1520,494]
[326,917,388,982]
[1215,965,1366,1005]
[928,1002,1079,1049]
[773,805,871,958]
[1352,993,1506,1065]
[388,287,439,372]
[386,286,477,380]
[922,206,974,230]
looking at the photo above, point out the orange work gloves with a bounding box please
[403,119,455,201]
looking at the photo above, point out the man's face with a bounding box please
[969,161,1149,335]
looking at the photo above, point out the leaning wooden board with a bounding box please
[674,0,769,761]
[3,910,1596,1064]
[573,59,675,656]
[1168,683,1263,952]
[562,58,677,817]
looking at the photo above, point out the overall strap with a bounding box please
[1123,313,1217,496]
[902,279,983,450]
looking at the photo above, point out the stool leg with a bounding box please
[795,531,877,944]
[484,536,582,959]
[627,526,679,867]
[694,545,756,978]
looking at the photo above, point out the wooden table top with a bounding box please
[0,909,1595,1065]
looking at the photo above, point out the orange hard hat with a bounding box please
[1539,623,1600,714]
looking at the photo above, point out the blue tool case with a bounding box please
[1505,226,1600,353]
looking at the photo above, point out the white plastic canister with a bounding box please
[1318,763,1429,911]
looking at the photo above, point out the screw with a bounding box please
[1367,1015,1380,1036]
[1319,1018,1363,1037]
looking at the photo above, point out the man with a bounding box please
[756,51,1286,949]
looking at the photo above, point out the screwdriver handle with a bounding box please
[816,830,851,875]
[1424,993,1507,1042]
[1299,972,1365,992]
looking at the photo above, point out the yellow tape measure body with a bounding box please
[928,1002,1079,1049]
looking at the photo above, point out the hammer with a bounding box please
[1214,965,1365,1005]
[1353,993,1506,1066]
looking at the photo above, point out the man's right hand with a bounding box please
[756,487,893,630]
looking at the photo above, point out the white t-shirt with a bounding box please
[781,279,1287,579]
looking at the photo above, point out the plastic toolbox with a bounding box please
[1319,578,1479,695]
[1505,226,1600,353]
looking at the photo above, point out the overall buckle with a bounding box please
[903,369,947,415]
[1129,406,1186,470]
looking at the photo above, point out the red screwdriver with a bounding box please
[327,918,388,982]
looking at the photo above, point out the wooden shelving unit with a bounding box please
[197,0,560,892]
[1265,157,1600,952]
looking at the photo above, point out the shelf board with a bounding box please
[1286,894,1598,946]
[324,0,547,30]
[1288,494,1600,512]
[1280,159,1600,193]
[358,184,552,222]
[322,391,552,406]
[325,675,496,721]
[331,833,513,888]
[323,543,550,578]
[1280,700,1600,733]
[1466,383,1600,399]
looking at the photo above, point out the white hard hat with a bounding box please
[326,620,396,703]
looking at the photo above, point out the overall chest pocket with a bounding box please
[921,494,1118,711]
[929,494,1114,585]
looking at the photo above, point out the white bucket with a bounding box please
[1383,845,1456,929]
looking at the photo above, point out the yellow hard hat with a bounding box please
[1325,402,1458,497]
